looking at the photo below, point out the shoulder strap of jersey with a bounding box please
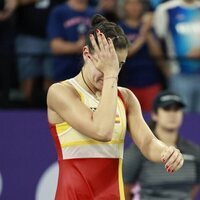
[118,89,128,115]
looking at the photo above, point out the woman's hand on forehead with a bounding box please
[85,30,120,76]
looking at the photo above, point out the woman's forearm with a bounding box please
[143,137,168,162]
[93,76,118,140]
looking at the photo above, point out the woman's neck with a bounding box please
[75,68,101,99]
[155,126,179,146]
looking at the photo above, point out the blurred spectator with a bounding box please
[97,0,119,22]
[15,0,63,105]
[123,90,200,200]
[118,0,169,112]
[47,0,95,82]
[147,0,169,11]
[154,0,200,112]
[89,0,98,7]
[0,0,17,106]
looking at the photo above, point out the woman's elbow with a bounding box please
[95,129,113,142]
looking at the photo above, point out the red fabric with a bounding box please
[49,123,63,160]
[48,90,126,199]
[55,158,120,200]
[129,83,162,112]
[118,89,127,115]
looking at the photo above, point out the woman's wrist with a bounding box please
[103,70,118,77]
[104,75,118,81]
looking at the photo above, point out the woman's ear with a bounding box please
[83,45,89,54]
[82,45,89,61]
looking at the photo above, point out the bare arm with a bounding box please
[126,88,167,162]
[128,13,153,57]
[124,184,133,200]
[0,0,17,21]
[17,0,37,6]
[47,76,117,142]
[47,31,120,142]
[50,37,85,55]
[122,88,184,172]
[147,32,170,77]
[191,185,200,200]
[128,35,146,57]
[188,48,200,59]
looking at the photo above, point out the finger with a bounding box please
[165,149,180,169]
[108,38,116,54]
[89,34,100,53]
[165,151,181,173]
[100,32,110,52]
[92,53,99,63]
[176,157,184,170]
[161,146,175,163]
[172,155,184,172]
[96,30,105,51]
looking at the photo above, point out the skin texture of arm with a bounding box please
[128,35,146,57]
[120,88,184,173]
[146,32,170,77]
[50,37,85,55]
[188,48,200,59]
[191,185,200,200]
[123,87,167,162]
[17,0,37,6]
[0,0,17,21]
[47,78,118,142]
[124,184,133,200]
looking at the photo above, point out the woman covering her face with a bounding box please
[47,14,184,200]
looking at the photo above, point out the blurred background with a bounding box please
[0,0,199,199]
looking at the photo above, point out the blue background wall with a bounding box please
[0,111,199,200]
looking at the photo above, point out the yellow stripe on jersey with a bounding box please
[55,78,127,159]
[61,139,124,148]
[118,159,125,200]
[55,81,85,136]
[56,122,71,135]
[115,114,120,123]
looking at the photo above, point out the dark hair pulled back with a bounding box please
[86,14,129,52]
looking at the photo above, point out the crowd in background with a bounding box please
[0,0,200,112]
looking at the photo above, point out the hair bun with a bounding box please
[91,14,107,27]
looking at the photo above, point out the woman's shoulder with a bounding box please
[118,87,142,114]
[118,87,139,103]
[47,80,80,105]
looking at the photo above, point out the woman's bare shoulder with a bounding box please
[118,87,141,112]
[47,80,80,107]
[118,87,138,102]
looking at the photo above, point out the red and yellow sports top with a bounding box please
[49,78,127,200]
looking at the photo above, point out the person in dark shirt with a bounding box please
[47,0,95,82]
[0,0,17,107]
[97,0,119,23]
[118,0,169,112]
[16,0,63,104]
[123,90,200,200]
